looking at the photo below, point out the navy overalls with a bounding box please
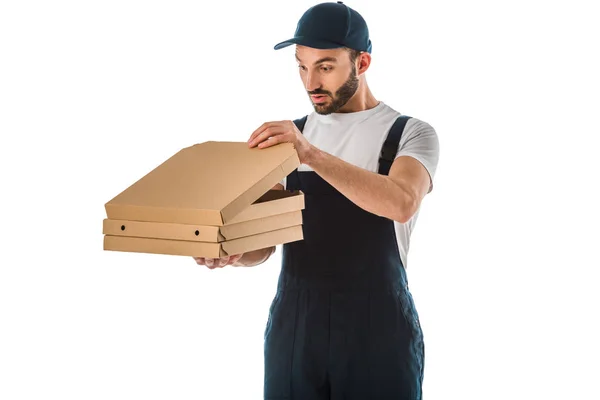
[264,115,425,400]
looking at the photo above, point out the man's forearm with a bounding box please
[232,246,275,267]
[305,148,414,223]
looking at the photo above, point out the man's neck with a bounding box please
[337,87,379,113]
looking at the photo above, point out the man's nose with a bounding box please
[305,72,321,92]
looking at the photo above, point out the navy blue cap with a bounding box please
[274,1,372,53]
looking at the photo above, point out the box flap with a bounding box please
[104,141,300,225]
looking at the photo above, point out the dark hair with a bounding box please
[346,48,363,64]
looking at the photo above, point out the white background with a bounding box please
[1,0,599,399]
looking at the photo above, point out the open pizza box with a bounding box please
[103,141,304,258]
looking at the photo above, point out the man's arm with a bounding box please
[247,118,436,224]
[305,151,430,223]
[230,183,283,267]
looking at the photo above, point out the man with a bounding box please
[194,1,439,399]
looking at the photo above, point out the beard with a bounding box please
[308,64,359,115]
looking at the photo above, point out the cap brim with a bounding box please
[274,36,344,50]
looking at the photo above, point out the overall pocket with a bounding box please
[396,286,424,338]
[264,291,282,341]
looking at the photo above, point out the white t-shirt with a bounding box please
[280,101,439,268]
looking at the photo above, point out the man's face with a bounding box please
[295,46,360,115]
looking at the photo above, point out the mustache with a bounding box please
[308,90,331,96]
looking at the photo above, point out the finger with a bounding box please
[194,257,205,265]
[249,126,284,148]
[205,258,214,268]
[258,132,290,149]
[227,254,242,265]
[229,254,243,265]
[250,121,286,142]
[218,257,229,267]
[248,122,272,144]
[249,127,276,147]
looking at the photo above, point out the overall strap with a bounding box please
[293,115,308,133]
[378,115,412,175]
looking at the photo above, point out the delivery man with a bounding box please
[194,2,439,399]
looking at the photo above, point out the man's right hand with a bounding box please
[193,254,243,269]
[193,183,282,269]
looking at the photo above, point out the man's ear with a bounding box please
[357,52,371,75]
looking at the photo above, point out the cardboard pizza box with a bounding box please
[102,141,304,257]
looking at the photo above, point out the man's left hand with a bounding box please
[247,120,317,164]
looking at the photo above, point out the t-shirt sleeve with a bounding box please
[279,177,286,189]
[395,118,440,193]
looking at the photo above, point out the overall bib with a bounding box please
[264,115,424,400]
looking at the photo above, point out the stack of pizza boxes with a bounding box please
[103,141,304,258]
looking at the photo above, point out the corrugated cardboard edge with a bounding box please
[103,225,303,258]
[103,219,221,242]
[220,210,302,240]
[104,204,224,226]
[102,210,302,242]
[227,191,305,224]
[103,235,222,258]
[220,151,300,224]
[221,225,304,256]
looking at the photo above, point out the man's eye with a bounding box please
[298,65,306,71]
[321,66,333,72]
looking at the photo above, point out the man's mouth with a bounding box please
[311,95,328,103]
